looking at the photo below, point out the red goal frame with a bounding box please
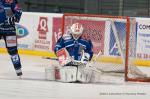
[61,13,150,82]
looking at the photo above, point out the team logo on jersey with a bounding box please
[37,17,49,39]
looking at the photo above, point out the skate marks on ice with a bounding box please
[0,54,150,99]
[0,76,150,99]
[0,54,150,84]
[0,54,56,81]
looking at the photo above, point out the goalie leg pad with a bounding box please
[77,66,93,83]
[59,66,77,83]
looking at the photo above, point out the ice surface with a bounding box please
[0,54,150,99]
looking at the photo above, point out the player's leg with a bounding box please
[3,34,22,76]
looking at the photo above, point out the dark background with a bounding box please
[18,0,150,17]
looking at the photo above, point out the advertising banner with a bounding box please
[52,17,62,51]
[0,12,150,63]
[136,18,150,59]
[34,15,52,51]
[17,13,34,50]
[109,22,126,56]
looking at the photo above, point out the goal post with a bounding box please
[61,13,150,82]
[126,18,150,82]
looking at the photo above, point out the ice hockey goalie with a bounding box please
[47,23,101,83]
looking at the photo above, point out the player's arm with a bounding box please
[12,0,22,23]
[84,40,93,61]
[0,2,6,24]
[6,0,22,25]
[54,37,65,54]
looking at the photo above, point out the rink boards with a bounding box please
[0,12,150,67]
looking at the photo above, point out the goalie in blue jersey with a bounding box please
[54,23,96,83]
[54,22,93,66]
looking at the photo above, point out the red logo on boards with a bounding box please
[37,17,48,39]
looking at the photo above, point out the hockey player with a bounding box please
[54,23,94,83]
[0,0,22,76]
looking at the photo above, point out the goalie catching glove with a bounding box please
[81,52,90,63]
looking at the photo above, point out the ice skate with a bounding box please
[15,69,23,78]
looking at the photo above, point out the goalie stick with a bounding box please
[42,56,58,60]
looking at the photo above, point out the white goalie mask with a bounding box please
[70,23,84,40]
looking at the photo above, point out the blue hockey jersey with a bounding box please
[54,34,93,61]
[0,0,22,24]
[0,1,6,23]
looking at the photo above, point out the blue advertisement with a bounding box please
[109,22,126,56]
[16,24,29,39]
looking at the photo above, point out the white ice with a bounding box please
[0,53,150,99]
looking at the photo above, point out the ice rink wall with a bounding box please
[0,12,150,66]
[0,12,62,58]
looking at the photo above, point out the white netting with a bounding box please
[62,14,127,83]
[62,14,150,82]
[63,15,126,55]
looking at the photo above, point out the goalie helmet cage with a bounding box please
[61,13,150,82]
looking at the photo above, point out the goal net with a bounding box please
[62,13,150,82]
